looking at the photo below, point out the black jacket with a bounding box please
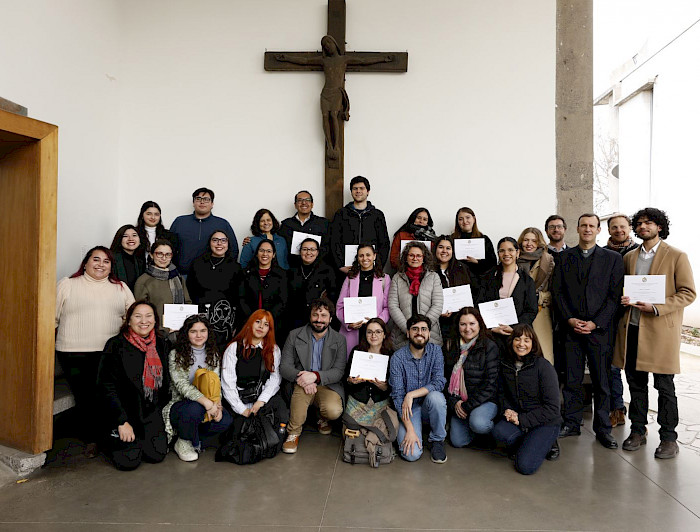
[498,354,562,429]
[187,253,241,305]
[287,259,337,326]
[97,334,171,435]
[330,201,390,269]
[239,265,288,335]
[345,347,392,405]
[551,245,623,333]
[278,213,331,267]
[112,250,146,292]
[436,260,479,302]
[443,337,499,415]
[480,267,538,325]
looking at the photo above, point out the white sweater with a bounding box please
[55,275,135,352]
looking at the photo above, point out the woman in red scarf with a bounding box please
[97,300,171,471]
[388,242,444,349]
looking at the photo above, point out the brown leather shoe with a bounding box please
[610,409,626,428]
[654,440,679,459]
[282,434,300,454]
[622,432,647,451]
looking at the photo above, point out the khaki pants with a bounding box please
[288,384,343,436]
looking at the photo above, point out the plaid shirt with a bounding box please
[389,342,446,412]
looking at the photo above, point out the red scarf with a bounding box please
[406,266,424,296]
[124,328,163,401]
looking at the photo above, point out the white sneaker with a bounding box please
[174,438,198,462]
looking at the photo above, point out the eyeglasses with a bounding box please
[300,247,318,253]
[547,224,565,230]
[407,254,423,260]
[258,249,274,255]
[367,330,384,336]
[154,252,173,258]
[211,237,228,244]
[296,198,313,204]
[194,196,212,203]
[409,326,429,333]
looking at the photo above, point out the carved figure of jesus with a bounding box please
[275,35,393,164]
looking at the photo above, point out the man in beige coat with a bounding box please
[613,208,696,459]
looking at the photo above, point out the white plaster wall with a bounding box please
[0,0,121,277]
[117,0,556,260]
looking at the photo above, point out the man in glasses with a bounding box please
[170,187,238,274]
[278,190,330,268]
[544,214,568,267]
[389,314,447,464]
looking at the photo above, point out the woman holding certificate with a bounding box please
[336,243,391,357]
[493,324,561,475]
[388,242,444,349]
[389,207,438,270]
[443,308,499,448]
[516,228,555,364]
[345,318,393,420]
[134,239,191,341]
[450,207,497,277]
[480,237,537,352]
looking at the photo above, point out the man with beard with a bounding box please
[614,208,696,459]
[544,215,568,266]
[389,314,447,463]
[280,298,347,453]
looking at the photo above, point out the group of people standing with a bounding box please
[54,176,695,475]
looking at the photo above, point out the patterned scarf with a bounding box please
[448,337,476,401]
[406,265,424,296]
[124,328,163,401]
[146,263,185,304]
[607,237,634,252]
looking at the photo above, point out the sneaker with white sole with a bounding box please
[430,440,447,463]
[174,438,198,462]
[317,417,332,435]
[282,434,300,454]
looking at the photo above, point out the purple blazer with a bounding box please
[336,273,391,358]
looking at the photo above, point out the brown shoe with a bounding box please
[84,442,98,459]
[282,434,300,454]
[610,409,626,428]
[654,440,679,459]
[622,432,647,451]
[317,417,332,435]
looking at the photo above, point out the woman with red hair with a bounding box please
[220,310,289,436]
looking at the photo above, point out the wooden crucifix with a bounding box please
[264,0,408,217]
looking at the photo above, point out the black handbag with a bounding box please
[215,405,281,465]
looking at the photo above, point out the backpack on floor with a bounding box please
[342,408,398,467]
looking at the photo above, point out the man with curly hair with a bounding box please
[613,208,696,459]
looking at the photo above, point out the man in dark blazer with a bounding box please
[552,213,624,449]
[279,297,347,454]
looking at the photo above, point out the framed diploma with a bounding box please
[442,285,474,313]
[342,296,377,323]
[454,238,486,260]
[349,351,390,381]
[478,298,519,329]
[163,304,200,330]
[624,275,666,304]
[290,231,322,255]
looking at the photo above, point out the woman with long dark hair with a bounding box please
[450,207,497,277]
[163,315,233,462]
[388,242,444,348]
[389,207,437,270]
[97,300,170,471]
[336,243,391,356]
[443,308,499,448]
[493,324,561,475]
[239,208,290,270]
[187,230,242,350]
[135,200,179,262]
[110,224,146,291]
[56,246,135,457]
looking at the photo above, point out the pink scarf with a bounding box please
[406,266,424,296]
[448,338,476,401]
[124,328,163,401]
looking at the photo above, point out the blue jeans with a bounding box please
[397,391,447,462]
[493,420,559,475]
[170,400,233,448]
[449,401,498,447]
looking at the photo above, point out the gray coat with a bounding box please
[388,271,444,348]
[280,324,348,402]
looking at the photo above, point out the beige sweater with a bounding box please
[55,275,135,352]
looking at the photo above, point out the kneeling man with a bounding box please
[280,298,347,453]
[389,315,448,463]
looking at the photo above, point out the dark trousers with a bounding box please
[610,367,626,411]
[624,325,678,441]
[170,400,233,448]
[493,420,559,475]
[56,351,101,443]
[562,332,613,435]
[104,411,168,471]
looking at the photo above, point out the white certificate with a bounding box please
[349,351,390,381]
[400,239,430,254]
[163,304,200,330]
[454,238,486,260]
[342,296,377,323]
[624,275,666,304]
[344,244,359,267]
[290,231,322,255]
[442,285,474,313]
[478,298,519,329]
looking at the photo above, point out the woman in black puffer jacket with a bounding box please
[444,307,500,448]
[493,324,561,475]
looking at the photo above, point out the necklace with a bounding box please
[210,256,225,270]
[301,263,314,280]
